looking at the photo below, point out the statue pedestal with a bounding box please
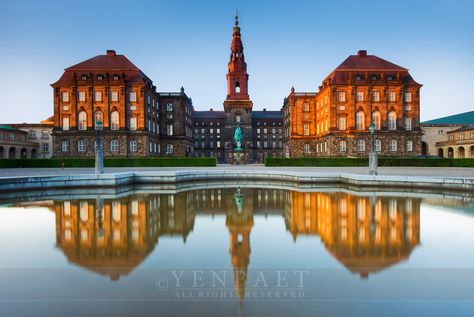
[229,150,247,165]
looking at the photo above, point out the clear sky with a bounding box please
[0,0,472,123]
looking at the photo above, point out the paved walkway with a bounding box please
[0,165,473,178]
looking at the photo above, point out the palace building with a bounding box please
[51,50,193,158]
[51,15,422,162]
[283,50,422,157]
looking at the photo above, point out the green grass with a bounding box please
[0,157,215,168]
[265,157,474,167]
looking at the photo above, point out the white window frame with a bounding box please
[130,140,137,152]
[389,139,398,152]
[167,124,174,136]
[339,140,347,152]
[111,91,118,102]
[356,111,365,130]
[406,140,413,152]
[61,140,69,152]
[338,116,346,131]
[304,144,311,154]
[110,140,119,152]
[374,139,382,152]
[357,139,366,152]
[95,91,102,102]
[356,91,364,102]
[130,117,137,130]
[62,92,69,102]
[77,139,86,152]
[62,117,69,131]
[129,91,137,102]
[111,111,119,131]
[78,111,87,131]
[388,91,396,102]
[78,91,86,102]
[405,117,412,131]
[388,112,397,130]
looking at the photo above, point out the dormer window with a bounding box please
[355,74,362,81]
[97,75,103,81]
[81,74,87,80]
[371,75,378,81]
[113,74,119,80]
[387,74,394,81]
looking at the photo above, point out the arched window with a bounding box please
[374,139,382,152]
[406,140,413,152]
[235,111,241,123]
[110,139,119,152]
[389,139,398,152]
[95,111,103,130]
[129,140,137,152]
[338,116,346,130]
[357,139,365,152]
[372,111,381,130]
[388,111,397,130]
[77,139,86,152]
[111,111,119,130]
[78,111,87,131]
[339,140,347,152]
[356,111,365,130]
[235,81,240,93]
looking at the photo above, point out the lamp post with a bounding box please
[368,123,378,175]
[95,120,104,175]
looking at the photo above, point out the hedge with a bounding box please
[265,157,474,167]
[0,157,216,168]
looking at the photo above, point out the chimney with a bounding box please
[210,108,213,111]
[263,108,267,111]
[106,50,116,56]
[358,50,367,57]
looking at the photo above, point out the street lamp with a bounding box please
[95,119,104,175]
[368,123,378,175]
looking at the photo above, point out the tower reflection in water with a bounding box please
[51,189,420,285]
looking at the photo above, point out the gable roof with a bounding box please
[52,50,150,86]
[421,111,474,125]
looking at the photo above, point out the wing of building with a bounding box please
[283,50,422,157]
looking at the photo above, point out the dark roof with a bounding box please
[335,53,407,71]
[193,111,225,119]
[326,51,420,86]
[450,124,474,133]
[421,111,474,125]
[52,50,149,86]
[252,111,283,120]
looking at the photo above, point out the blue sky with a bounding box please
[0,0,473,122]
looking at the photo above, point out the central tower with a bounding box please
[224,14,254,163]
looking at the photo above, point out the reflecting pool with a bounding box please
[1,187,474,316]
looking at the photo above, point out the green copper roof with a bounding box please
[422,110,474,125]
[0,125,16,131]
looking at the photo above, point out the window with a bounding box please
[264,128,267,134]
[438,130,445,135]
[303,103,310,111]
[405,117,412,131]
[356,111,365,130]
[217,128,220,134]
[388,111,397,130]
[406,140,413,152]
[167,124,173,136]
[78,91,86,102]
[41,130,49,139]
[389,139,397,152]
[111,91,118,102]
[95,91,102,102]
[78,111,87,130]
[460,133,465,140]
[216,141,221,148]
[62,92,69,102]
[339,140,347,152]
[375,139,382,152]
[236,113,241,123]
[130,140,137,152]
[356,91,364,102]
[166,144,174,154]
[110,140,119,152]
[209,141,214,148]
[404,92,412,102]
[449,134,454,141]
[167,103,173,112]
[372,111,381,130]
[77,139,86,152]
[28,130,36,139]
[97,75,103,81]
[357,139,366,152]
[113,74,119,80]
[61,140,69,152]
[42,143,49,153]
[303,124,309,135]
[210,128,214,134]
[338,92,346,102]
[263,141,268,148]
[62,117,69,131]
[81,74,87,80]
[372,91,380,102]
[388,92,396,102]
[130,117,137,130]
[111,111,119,130]
[129,91,137,102]
[304,144,310,154]
[257,141,261,148]
[338,116,346,130]
[94,111,103,130]
[9,133,14,141]
[235,81,240,93]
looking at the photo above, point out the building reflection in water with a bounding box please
[50,189,419,283]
